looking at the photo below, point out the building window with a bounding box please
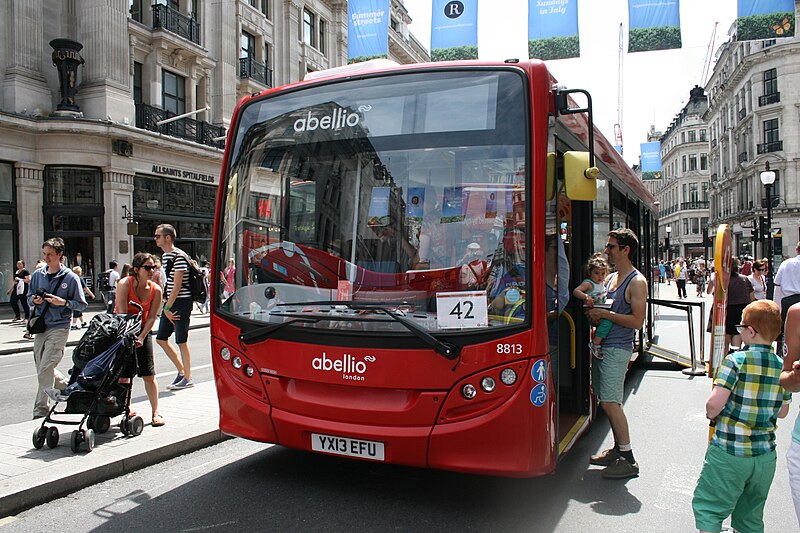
[683,219,689,235]
[303,9,316,48]
[682,155,687,172]
[700,153,707,170]
[689,154,697,171]
[133,62,143,105]
[689,183,699,202]
[763,118,779,144]
[130,0,143,22]
[162,70,185,116]
[261,0,270,18]
[691,218,699,234]
[241,31,255,59]
[681,132,685,143]
[700,129,706,141]
[764,68,777,95]
[702,182,709,202]
[319,19,326,54]
[45,167,102,206]
[682,183,687,203]
[688,130,696,142]
[390,17,398,31]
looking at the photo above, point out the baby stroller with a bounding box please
[32,302,144,453]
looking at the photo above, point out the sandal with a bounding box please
[23,333,34,340]
[151,414,165,427]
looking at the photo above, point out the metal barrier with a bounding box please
[646,298,706,376]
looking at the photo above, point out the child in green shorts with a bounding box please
[692,299,790,533]
[573,253,612,359]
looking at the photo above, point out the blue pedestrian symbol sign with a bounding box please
[531,360,547,383]
[530,384,547,407]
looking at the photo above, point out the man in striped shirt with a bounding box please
[154,224,194,390]
[692,300,790,533]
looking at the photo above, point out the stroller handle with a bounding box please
[128,300,144,315]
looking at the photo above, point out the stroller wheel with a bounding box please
[94,415,111,434]
[46,426,59,449]
[70,430,82,453]
[130,416,145,436]
[32,426,47,449]
[120,417,130,436]
[84,429,95,452]
[86,415,95,430]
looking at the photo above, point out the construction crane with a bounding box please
[613,23,623,155]
[701,22,719,86]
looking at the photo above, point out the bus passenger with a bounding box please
[487,228,526,320]
[585,228,646,479]
[694,300,788,533]
[573,254,611,359]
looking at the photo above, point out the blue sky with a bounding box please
[403,0,738,166]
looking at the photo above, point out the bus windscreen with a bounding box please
[218,69,529,333]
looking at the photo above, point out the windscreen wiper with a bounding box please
[277,300,460,360]
[239,317,322,344]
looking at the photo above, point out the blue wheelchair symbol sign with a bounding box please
[531,360,547,383]
[530,384,547,407]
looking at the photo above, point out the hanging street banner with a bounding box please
[431,0,479,61]
[527,0,580,61]
[348,0,390,64]
[640,141,663,179]
[628,0,682,53]
[737,0,795,41]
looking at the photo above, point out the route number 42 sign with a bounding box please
[436,291,489,329]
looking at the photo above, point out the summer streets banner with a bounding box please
[640,141,662,179]
[628,0,682,53]
[430,0,479,61]
[528,0,580,60]
[348,0,390,64]
[737,0,795,41]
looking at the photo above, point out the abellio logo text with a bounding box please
[312,352,376,381]
[294,107,360,132]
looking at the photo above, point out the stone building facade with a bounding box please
[0,0,428,300]
[704,23,799,263]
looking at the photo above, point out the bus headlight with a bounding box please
[480,376,496,392]
[220,347,231,361]
[500,368,517,385]
[232,356,242,369]
[462,383,477,400]
[245,365,254,377]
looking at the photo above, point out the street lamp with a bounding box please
[760,162,775,299]
[704,224,710,264]
[665,225,672,262]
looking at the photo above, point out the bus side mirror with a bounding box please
[563,151,599,201]
[545,152,556,201]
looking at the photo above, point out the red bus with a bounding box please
[210,59,657,477]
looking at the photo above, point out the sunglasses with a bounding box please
[153,234,163,239]
[735,324,758,334]
[140,265,156,271]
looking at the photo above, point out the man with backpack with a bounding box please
[154,224,194,390]
[99,261,119,313]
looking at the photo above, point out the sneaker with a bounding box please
[70,325,79,330]
[166,373,185,389]
[590,447,619,466]
[169,377,194,390]
[601,457,640,479]
[81,322,88,328]
[589,343,604,360]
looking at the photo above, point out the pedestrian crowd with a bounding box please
[17,223,213,432]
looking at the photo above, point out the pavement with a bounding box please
[0,301,222,518]
[0,282,709,518]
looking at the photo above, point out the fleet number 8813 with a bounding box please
[496,343,523,354]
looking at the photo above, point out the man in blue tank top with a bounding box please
[585,228,647,479]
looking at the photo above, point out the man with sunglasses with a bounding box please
[585,228,647,479]
[154,224,194,390]
[774,242,800,347]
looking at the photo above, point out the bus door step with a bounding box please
[645,343,692,368]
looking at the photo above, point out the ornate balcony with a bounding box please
[135,103,224,148]
[681,201,710,210]
[152,4,200,45]
[757,141,783,154]
[758,92,780,106]
[239,57,273,87]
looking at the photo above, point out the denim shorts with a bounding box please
[156,297,192,344]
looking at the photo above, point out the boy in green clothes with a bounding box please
[692,299,790,533]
